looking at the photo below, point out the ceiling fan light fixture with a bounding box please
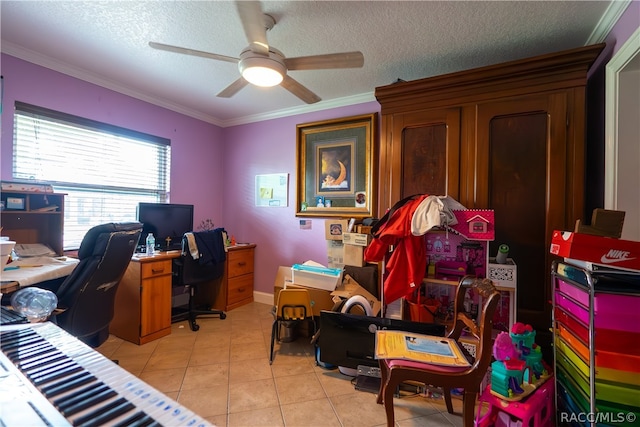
[239,50,286,87]
[242,65,283,87]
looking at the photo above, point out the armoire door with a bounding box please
[380,108,461,209]
[473,93,574,352]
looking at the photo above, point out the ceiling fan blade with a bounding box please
[149,42,238,64]
[284,51,364,70]
[280,75,321,104]
[217,77,249,98]
[235,1,269,55]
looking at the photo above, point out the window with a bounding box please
[13,102,171,250]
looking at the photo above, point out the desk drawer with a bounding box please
[228,274,253,305]
[227,249,254,277]
[141,260,172,279]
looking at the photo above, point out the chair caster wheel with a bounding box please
[190,323,200,331]
[220,313,227,320]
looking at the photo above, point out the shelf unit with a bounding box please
[416,276,516,333]
[551,260,640,426]
[0,190,65,255]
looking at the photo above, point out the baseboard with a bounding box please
[253,290,273,306]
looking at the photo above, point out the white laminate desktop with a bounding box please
[0,256,79,293]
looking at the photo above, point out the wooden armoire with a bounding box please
[375,44,605,353]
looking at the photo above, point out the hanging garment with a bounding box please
[364,194,429,304]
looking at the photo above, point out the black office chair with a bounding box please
[53,222,143,347]
[172,230,227,331]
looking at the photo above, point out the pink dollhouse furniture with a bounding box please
[475,376,555,427]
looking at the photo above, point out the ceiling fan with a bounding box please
[149,1,364,104]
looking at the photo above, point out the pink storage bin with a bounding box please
[594,293,640,333]
[555,278,589,306]
[555,292,589,325]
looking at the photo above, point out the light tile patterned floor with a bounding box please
[96,301,465,427]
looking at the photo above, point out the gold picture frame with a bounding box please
[296,113,377,218]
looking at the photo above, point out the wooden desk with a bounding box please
[110,244,256,344]
[110,251,177,345]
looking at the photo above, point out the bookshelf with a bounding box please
[0,190,66,255]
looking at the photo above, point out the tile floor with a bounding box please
[96,301,466,427]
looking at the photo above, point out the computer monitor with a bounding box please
[318,310,446,371]
[137,202,194,251]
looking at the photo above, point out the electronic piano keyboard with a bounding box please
[0,322,212,426]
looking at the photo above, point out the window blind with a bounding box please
[13,102,171,250]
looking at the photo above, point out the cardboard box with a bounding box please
[291,263,343,291]
[331,275,381,316]
[274,266,335,316]
[550,230,640,272]
[343,244,365,267]
[326,240,344,269]
[356,225,373,234]
[325,219,349,240]
[342,232,371,246]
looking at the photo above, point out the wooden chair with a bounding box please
[269,288,315,364]
[377,275,501,427]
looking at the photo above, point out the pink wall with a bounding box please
[223,102,380,295]
[0,55,226,225]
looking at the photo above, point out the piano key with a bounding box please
[41,371,96,398]
[74,397,135,426]
[111,410,152,427]
[59,386,116,416]
[29,361,81,385]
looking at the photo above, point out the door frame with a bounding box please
[605,27,640,239]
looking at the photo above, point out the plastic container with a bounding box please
[10,287,58,322]
[146,233,155,256]
[0,239,16,265]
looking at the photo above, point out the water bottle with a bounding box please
[11,287,58,322]
[146,233,155,256]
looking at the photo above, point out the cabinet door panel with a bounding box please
[476,95,568,340]
[381,109,460,209]
[402,124,448,197]
[141,275,172,337]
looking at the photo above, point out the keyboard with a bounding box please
[1,306,28,325]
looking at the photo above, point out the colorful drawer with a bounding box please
[593,292,640,332]
[554,306,589,343]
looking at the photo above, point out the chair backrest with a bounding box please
[55,222,142,347]
[179,230,226,285]
[448,275,501,374]
[276,288,313,320]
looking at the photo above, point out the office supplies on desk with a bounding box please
[13,243,56,258]
[4,264,43,270]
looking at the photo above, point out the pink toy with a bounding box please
[475,378,555,427]
[493,332,520,361]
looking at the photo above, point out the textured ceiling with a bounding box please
[0,1,621,126]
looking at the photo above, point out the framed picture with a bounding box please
[296,113,377,218]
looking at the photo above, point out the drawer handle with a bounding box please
[236,262,247,267]
[238,287,246,293]
[151,268,165,274]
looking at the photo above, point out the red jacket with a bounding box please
[364,195,428,305]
